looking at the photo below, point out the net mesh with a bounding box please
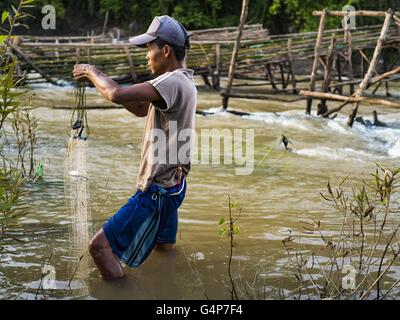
[63,83,91,295]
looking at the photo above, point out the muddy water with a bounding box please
[1,79,400,299]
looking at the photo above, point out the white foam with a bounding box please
[326,119,353,135]
[243,110,400,160]
[200,106,227,114]
[244,111,316,132]
[352,121,400,159]
[388,139,400,158]
[294,146,386,162]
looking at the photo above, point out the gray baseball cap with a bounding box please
[129,15,189,48]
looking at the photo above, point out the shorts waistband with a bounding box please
[147,177,186,196]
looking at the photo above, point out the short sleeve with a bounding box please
[146,72,180,112]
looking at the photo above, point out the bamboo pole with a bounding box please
[344,23,355,95]
[266,63,278,91]
[124,46,137,82]
[212,44,221,89]
[55,38,59,61]
[347,9,393,127]
[300,90,400,108]
[318,34,336,115]
[279,63,286,89]
[12,46,58,85]
[335,55,343,94]
[76,48,80,64]
[368,66,400,87]
[306,9,327,114]
[222,0,250,110]
[287,38,297,93]
[313,10,399,17]
[102,10,109,36]
[221,91,305,102]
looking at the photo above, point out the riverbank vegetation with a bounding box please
[283,164,400,299]
[0,0,38,250]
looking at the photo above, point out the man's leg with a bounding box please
[89,228,125,279]
[155,243,176,251]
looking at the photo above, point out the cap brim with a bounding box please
[128,33,157,47]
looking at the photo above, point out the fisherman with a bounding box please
[73,16,196,279]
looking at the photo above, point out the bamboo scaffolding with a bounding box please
[11,14,400,115]
[347,10,394,126]
[302,8,400,126]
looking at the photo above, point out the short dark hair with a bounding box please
[154,38,188,61]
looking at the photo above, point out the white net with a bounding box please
[64,135,91,295]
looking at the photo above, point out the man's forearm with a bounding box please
[73,64,162,111]
[85,68,149,117]
[86,68,120,102]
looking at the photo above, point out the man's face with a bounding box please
[146,42,167,76]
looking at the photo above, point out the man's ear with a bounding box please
[163,45,172,59]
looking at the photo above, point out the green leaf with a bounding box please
[33,161,44,180]
[0,35,7,45]
[218,217,225,225]
[2,11,9,24]
[233,225,240,235]
[229,200,238,209]
[11,5,18,15]
[219,228,227,238]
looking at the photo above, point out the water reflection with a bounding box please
[1,82,400,299]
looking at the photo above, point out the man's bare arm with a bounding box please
[72,64,161,116]
[122,101,150,117]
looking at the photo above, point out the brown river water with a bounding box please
[1,78,400,299]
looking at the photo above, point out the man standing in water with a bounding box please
[73,16,196,278]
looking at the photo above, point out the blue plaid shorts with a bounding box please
[103,179,186,268]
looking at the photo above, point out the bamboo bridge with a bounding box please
[8,9,400,125]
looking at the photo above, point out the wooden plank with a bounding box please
[124,46,137,82]
[12,46,58,85]
[313,10,399,17]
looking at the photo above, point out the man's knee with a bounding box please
[89,231,110,257]
[89,238,102,257]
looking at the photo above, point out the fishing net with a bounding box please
[64,82,91,294]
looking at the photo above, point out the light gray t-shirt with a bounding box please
[136,68,197,191]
